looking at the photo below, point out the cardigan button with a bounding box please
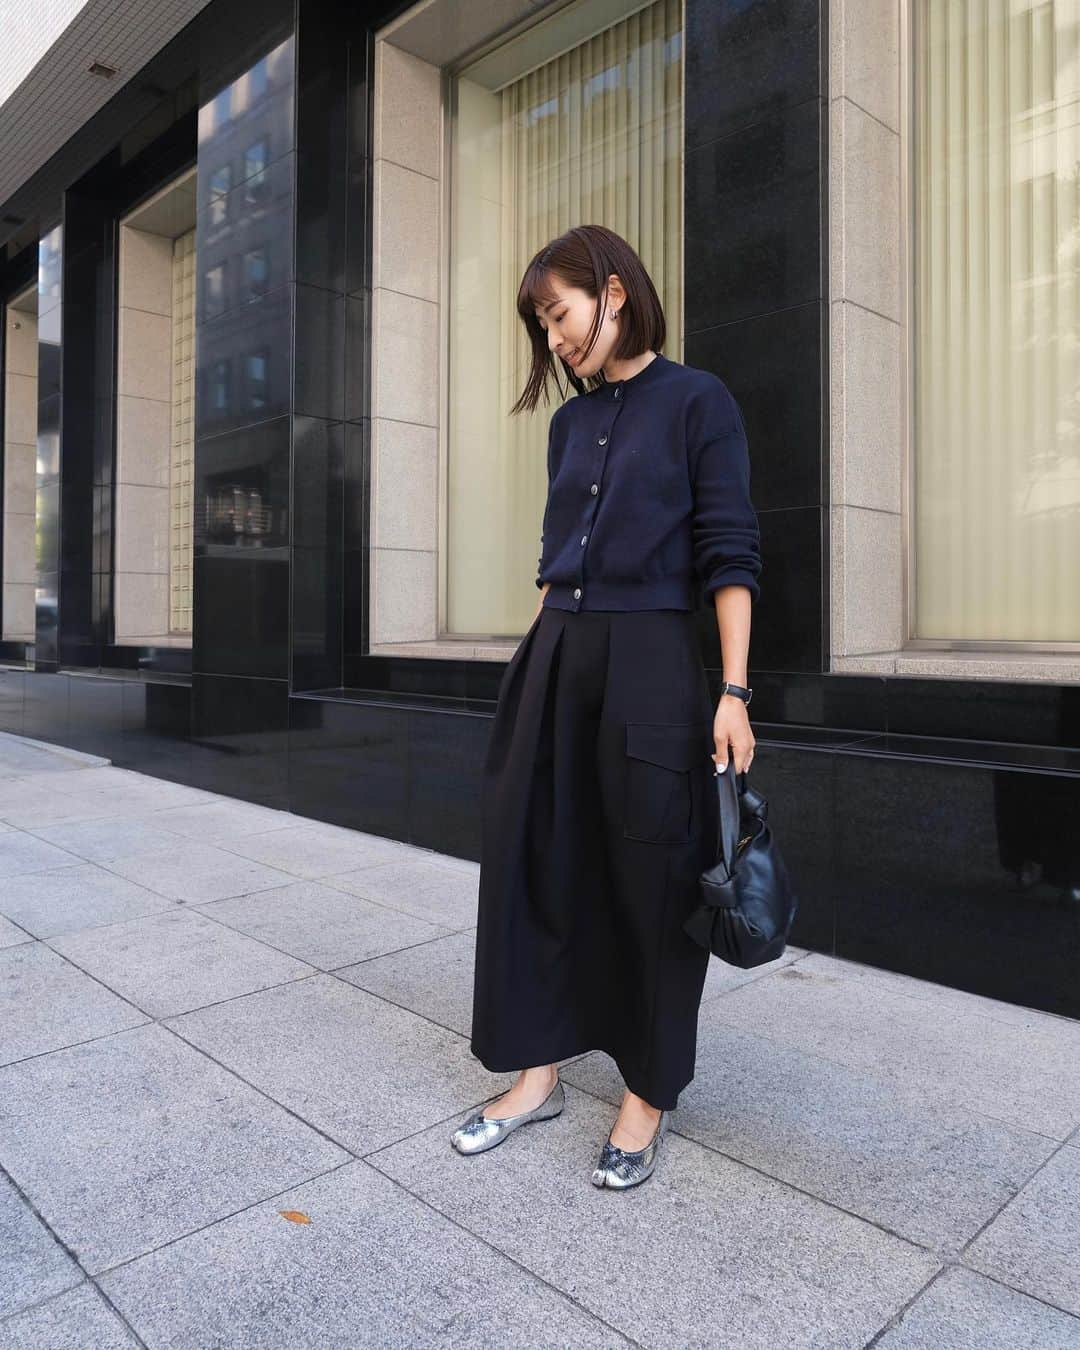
[580,535,587,545]
[598,436,607,445]
[590,483,598,494]
[573,587,582,599]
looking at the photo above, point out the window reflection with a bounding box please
[203,262,227,319]
[196,34,293,216]
[245,349,269,411]
[209,86,231,133]
[209,358,230,413]
[243,248,269,298]
[243,139,269,201]
[195,35,294,440]
[208,164,231,225]
[248,59,268,104]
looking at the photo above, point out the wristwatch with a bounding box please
[720,680,753,706]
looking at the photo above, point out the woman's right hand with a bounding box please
[534,582,551,622]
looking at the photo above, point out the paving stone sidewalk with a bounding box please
[0,729,1078,1349]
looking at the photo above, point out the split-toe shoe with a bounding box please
[450,1077,564,1155]
[591,1108,671,1188]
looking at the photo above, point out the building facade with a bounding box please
[0,0,1077,1017]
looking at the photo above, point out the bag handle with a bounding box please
[712,759,747,878]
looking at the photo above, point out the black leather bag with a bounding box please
[683,759,799,967]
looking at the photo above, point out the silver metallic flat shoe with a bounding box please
[591,1108,671,1188]
[450,1077,564,1155]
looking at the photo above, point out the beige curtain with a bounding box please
[447,0,683,639]
[913,0,1080,643]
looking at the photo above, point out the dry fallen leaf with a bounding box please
[278,1210,312,1224]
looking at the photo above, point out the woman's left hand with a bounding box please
[712,694,755,773]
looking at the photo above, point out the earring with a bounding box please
[609,308,618,320]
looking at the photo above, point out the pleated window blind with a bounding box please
[913,1,1079,644]
[448,0,684,638]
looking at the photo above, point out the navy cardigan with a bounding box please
[535,352,762,611]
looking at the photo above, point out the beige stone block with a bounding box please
[116,395,172,488]
[117,308,172,402]
[115,484,171,574]
[372,288,439,426]
[114,571,169,642]
[830,98,900,321]
[374,160,440,302]
[119,227,174,316]
[829,300,902,513]
[2,511,36,585]
[829,0,899,132]
[828,96,843,303]
[4,371,37,446]
[1,582,35,642]
[375,43,441,179]
[4,313,37,377]
[372,547,437,643]
[371,639,485,659]
[832,505,903,655]
[831,654,898,674]
[894,653,1080,685]
[3,441,36,516]
[372,418,438,551]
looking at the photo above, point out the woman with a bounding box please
[451,225,761,1189]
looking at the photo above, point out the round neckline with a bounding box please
[594,351,667,395]
[617,351,664,385]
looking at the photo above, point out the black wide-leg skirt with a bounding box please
[470,605,718,1110]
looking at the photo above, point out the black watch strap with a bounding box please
[721,680,753,705]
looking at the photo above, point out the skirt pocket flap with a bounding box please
[625,720,710,772]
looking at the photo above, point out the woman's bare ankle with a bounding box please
[486,1063,558,1118]
[520,1063,558,1090]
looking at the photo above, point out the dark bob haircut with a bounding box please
[511,224,667,415]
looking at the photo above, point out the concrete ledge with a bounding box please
[833,651,1080,684]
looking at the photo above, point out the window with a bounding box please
[243,247,270,299]
[243,138,269,201]
[203,262,227,318]
[207,164,231,225]
[244,349,268,411]
[209,358,231,413]
[912,2,1079,645]
[207,87,232,135]
[445,0,684,637]
[248,57,269,105]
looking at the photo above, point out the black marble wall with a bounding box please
[290,0,351,694]
[35,225,63,669]
[188,4,295,790]
[683,0,827,677]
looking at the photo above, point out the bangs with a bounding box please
[517,262,562,324]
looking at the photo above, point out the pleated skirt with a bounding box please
[470,604,719,1110]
